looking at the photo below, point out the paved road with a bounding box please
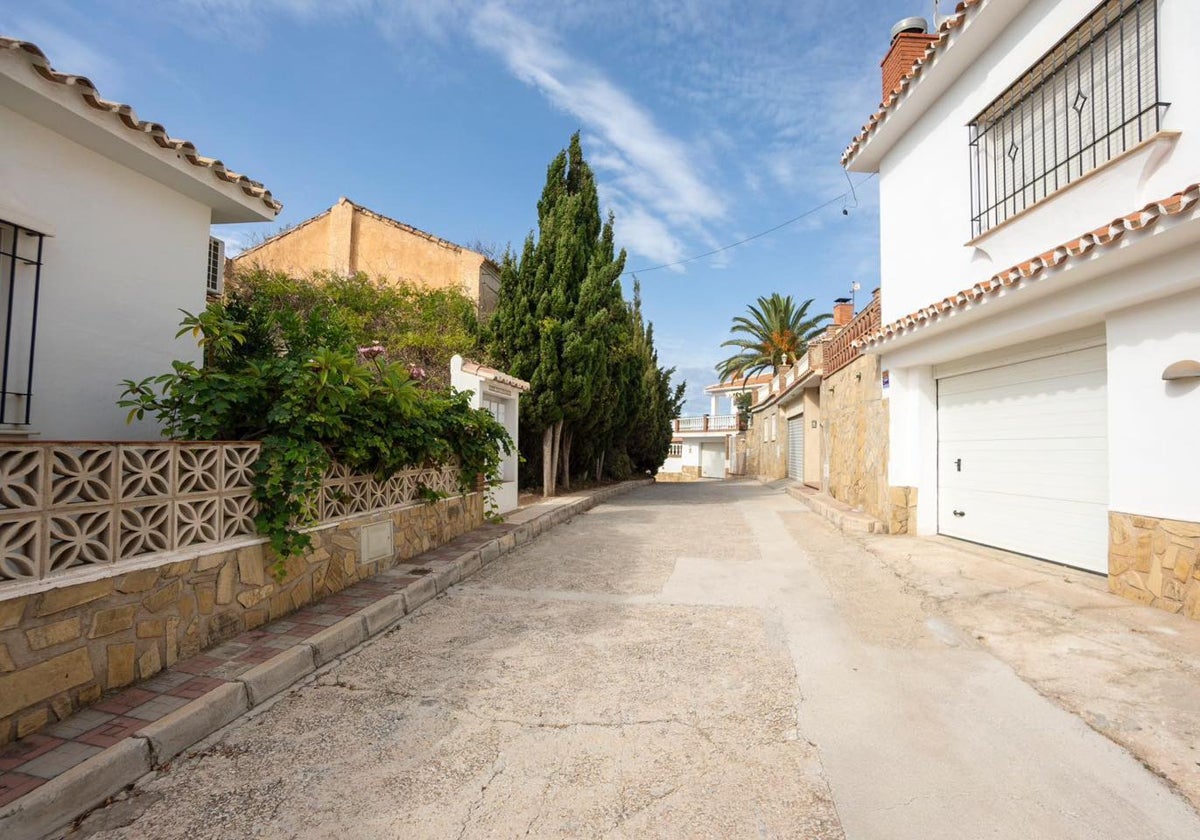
[80,481,1200,839]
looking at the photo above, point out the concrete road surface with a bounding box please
[76,481,1200,839]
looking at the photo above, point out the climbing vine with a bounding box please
[120,306,511,572]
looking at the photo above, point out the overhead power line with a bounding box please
[623,172,877,276]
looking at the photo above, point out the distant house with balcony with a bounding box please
[843,0,1200,618]
[0,37,280,440]
[657,375,765,480]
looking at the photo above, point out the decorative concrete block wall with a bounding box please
[1109,512,1200,619]
[0,442,482,744]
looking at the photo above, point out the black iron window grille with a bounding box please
[0,219,45,426]
[969,0,1166,238]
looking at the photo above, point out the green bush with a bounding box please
[223,268,480,391]
[120,305,510,575]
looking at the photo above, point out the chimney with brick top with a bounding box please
[833,297,854,327]
[881,16,937,101]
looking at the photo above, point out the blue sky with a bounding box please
[5,0,922,414]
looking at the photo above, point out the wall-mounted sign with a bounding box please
[881,369,890,390]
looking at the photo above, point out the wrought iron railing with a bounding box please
[969,0,1164,237]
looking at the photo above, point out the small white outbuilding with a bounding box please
[449,355,530,515]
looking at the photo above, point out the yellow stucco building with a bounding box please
[230,197,500,314]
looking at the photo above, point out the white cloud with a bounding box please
[467,3,726,264]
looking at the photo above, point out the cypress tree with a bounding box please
[487,134,681,494]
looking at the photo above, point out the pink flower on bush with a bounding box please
[357,343,386,361]
[408,364,427,382]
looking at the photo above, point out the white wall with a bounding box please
[1,103,210,440]
[1107,287,1200,522]
[449,355,522,514]
[876,0,1200,325]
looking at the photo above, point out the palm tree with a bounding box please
[716,294,831,383]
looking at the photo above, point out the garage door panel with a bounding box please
[937,344,1107,573]
[701,443,725,479]
[938,490,1108,569]
[936,351,1105,397]
[787,416,804,482]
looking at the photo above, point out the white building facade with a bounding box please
[0,38,280,441]
[845,0,1200,615]
[450,355,529,514]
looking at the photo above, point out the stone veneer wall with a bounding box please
[0,492,482,744]
[1109,512,1200,619]
[744,407,788,481]
[888,486,918,536]
[655,469,702,483]
[820,354,889,524]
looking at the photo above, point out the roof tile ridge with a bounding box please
[1,36,280,213]
[841,0,985,167]
[854,181,1200,348]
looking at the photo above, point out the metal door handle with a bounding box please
[952,510,966,518]
[955,458,962,472]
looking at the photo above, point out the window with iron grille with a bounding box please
[668,442,683,458]
[969,0,1166,238]
[0,219,45,426]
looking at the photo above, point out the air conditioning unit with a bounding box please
[206,236,225,296]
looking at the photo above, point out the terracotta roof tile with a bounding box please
[1,37,280,215]
[856,182,1200,349]
[459,359,531,392]
[841,0,984,167]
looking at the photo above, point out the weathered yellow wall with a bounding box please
[820,354,889,523]
[350,210,484,299]
[239,207,342,276]
[232,200,495,313]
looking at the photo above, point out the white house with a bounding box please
[657,374,764,480]
[449,355,529,514]
[0,38,280,440]
[844,0,1200,615]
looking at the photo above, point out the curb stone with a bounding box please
[238,646,316,706]
[1,478,651,840]
[137,682,249,765]
[305,616,368,666]
[359,594,407,636]
[0,737,152,840]
[404,574,438,612]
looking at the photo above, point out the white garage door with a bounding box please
[701,443,725,479]
[937,344,1108,573]
[787,415,805,482]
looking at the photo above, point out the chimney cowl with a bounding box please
[890,16,929,41]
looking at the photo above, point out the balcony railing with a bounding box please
[825,294,882,376]
[673,414,747,433]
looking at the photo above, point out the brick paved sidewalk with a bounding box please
[0,520,514,807]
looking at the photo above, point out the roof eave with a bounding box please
[841,0,1035,172]
[0,39,280,222]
